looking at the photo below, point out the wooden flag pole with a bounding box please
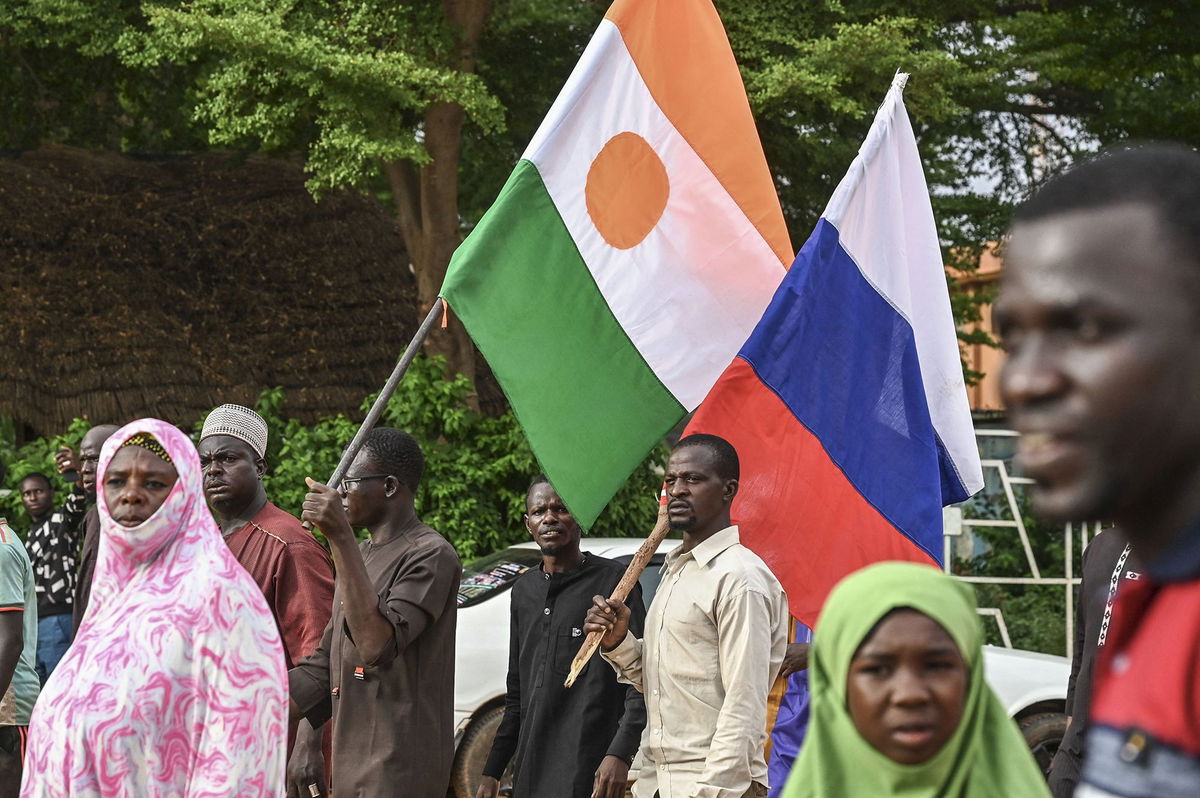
[302,297,445,529]
[564,487,670,688]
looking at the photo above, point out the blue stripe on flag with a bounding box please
[738,218,968,562]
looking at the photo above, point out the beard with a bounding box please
[669,517,695,531]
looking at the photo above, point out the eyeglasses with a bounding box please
[338,474,391,493]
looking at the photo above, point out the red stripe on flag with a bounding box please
[687,358,935,627]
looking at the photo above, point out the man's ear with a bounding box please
[384,476,400,499]
[255,458,267,479]
[723,478,739,504]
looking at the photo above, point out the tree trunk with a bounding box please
[385,0,492,392]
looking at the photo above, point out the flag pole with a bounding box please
[564,487,669,687]
[302,297,445,529]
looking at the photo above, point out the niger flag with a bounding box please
[441,0,791,527]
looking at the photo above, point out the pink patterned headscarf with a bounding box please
[21,419,286,796]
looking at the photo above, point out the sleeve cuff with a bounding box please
[289,666,329,717]
[601,633,641,669]
[605,742,637,765]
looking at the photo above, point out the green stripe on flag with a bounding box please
[442,159,683,527]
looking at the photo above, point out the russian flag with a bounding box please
[687,73,983,629]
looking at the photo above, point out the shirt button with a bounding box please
[543,607,551,615]
[654,728,661,734]
[652,689,659,695]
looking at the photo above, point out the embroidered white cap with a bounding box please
[200,404,268,459]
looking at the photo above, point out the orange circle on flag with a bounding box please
[585,132,670,250]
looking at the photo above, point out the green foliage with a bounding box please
[9,0,1200,231]
[0,357,665,558]
[121,0,505,195]
[0,0,207,151]
[0,417,93,534]
[375,355,667,560]
[956,490,1073,655]
[9,0,1200,379]
[255,356,665,558]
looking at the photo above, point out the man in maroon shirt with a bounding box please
[198,404,336,798]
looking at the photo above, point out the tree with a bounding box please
[5,1,1199,392]
[118,0,506,387]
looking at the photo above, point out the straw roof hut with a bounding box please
[0,146,419,439]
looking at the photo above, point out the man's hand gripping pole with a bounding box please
[564,487,669,688]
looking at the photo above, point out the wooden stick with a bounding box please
[564,488,669,688]
[302,297,445,530]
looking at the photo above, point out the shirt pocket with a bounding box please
[667,601,719,685]
[551,625,588,678]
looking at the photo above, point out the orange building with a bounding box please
[955,247,1007,413]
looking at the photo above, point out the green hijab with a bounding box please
[782,562,1050,798]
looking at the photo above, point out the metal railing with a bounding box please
[943,428,1101,660]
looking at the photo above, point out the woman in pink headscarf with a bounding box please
[21,419,286,796]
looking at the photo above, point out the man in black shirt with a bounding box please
[18,472,86,682]
[478,476,647,798]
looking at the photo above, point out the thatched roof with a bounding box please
[0,146,417,437]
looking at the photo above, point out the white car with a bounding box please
[448,539,1070,796]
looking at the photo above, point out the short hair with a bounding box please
[672,434,739,481]
[19,472,51,491]
[527,473,552,497]
[1012,144,1200,266]
[362,427,424,493]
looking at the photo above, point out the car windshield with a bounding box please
[457,548,544,608]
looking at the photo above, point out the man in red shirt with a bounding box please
[996,144,1200,798]
[198,404,336,798]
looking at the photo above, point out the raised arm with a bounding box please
[301,479,395,664]
[585,595,644,692]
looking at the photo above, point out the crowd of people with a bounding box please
[0,143,1197,798]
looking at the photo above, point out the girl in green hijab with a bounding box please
[782,562,1050,797]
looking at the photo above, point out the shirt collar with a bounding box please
[665,525,740,570]
[1146,516,1200,582]
[540,552,590,581]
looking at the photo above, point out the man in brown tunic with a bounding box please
[198,403,336,796]
[292,426,461,797]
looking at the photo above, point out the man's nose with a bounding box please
[1000,336,1069,409]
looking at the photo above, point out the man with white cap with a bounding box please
[198,404,336,797]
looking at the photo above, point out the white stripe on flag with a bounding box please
[823,75,983,494]
[525,21,784,410]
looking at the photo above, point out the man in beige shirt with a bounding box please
[585,434,789,798]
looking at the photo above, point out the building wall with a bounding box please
[958,248,1007,413]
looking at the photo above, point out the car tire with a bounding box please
[450,705,513,798]
[1019,711,1068,777]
